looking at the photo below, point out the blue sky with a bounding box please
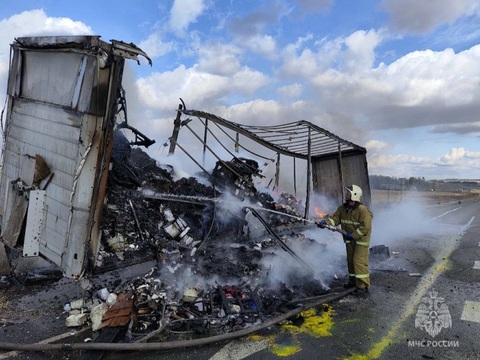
[1,0,480,181]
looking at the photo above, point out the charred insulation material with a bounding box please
[71,128,342,340]
[99,130,312,274]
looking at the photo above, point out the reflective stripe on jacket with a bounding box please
[326,202,373,245]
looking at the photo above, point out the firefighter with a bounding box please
[317,185,373,295]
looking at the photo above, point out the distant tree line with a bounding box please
[370,175,479,192]
[369,175,432,191]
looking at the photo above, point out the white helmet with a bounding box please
[345,184,362,202]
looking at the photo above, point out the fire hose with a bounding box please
[245,207,316,274]
[0,289,354,353]
[322,224,347,236]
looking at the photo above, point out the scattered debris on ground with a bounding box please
[0,129,362,347]
[46,129,349,344]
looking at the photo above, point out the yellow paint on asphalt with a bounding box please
[249,334,263,341]
[343,252,453,360]
[270,336,302,357]
[246,305,335,357]
[281,306,334,338]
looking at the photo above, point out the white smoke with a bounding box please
[370,195,435,247]
[251,225,348,292]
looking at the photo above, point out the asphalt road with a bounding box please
[106,198,480,360]
[1,197,479,360]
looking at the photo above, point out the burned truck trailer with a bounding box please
[0,36,152,278]
[0,36,371,282]
[168,108,371,218]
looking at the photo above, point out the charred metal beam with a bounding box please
[182,123,251,184]
[116,122,155,148]
[137,191,208,206]
[280,135,332,148]
[168,103,183,155]
[181,110,305,159]
[197,116,275,162]
[202,118,209,166]
[180,109,366,160]
[274,153,280,190]
[293,157,297,196]
[245,207,314,274]
[128,199,145,243]
[111,40,153,66]
[338,142,345,203]
[305,127,312,219]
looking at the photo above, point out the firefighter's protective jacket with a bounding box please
[326,202,372,246]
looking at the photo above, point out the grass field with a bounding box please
[371,189,480,207]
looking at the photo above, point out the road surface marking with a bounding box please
[473,261,480,269]
[343,218,472,360]
[209,338,269,360]
[0,326,91,359]
[210,306,334,359]
[428,207,461,221]
[461,301,480,323]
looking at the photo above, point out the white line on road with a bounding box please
[461,301,480,323]
[428,207,461,221]
[473,261,480,269]
[0,327,91,359]
[210,338,269,360]
[357,216,474,358]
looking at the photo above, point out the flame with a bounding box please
[314,207,327,219]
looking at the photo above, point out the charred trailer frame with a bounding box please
[168,108,371,219]
[0,36,151,278]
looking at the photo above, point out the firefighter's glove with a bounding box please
[345,232,354,240]
[317,220,327,228]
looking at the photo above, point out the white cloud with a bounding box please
[381,0,480,33]
[281,47,320,78]
[242,34,277,58]
[368,153,435,176]
[231,67,271,95]
[169,0,206,35]
[433,147,480,176]
[0,55,7,81]
[368,146,480,179]
[280,29,384,78]
[278,83,303,98]
[196,43,242,75]
[366,139,435,178]
[342,30,384,72]
[307,44,480,131]
[138,32,176,58]
[220,99,287,125]
[381,46,480,106]
[439,147,480,164]
[1,5,478,180]
[365,140,391,153]
[0,9,92,54]
[136,65,270,112]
